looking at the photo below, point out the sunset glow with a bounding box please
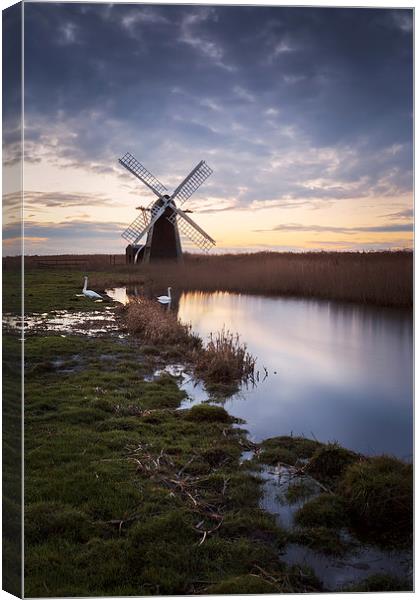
[3,4,413,255]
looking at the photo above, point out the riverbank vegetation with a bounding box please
[24,333,321,596]
[3,268,411,594]
[124,296,256,395]
[6,249,413,307]
[256,436,413,553]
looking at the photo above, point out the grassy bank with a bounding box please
[12,270,412,594]
[256,437,413,554]
[124,296,256,395]
[6,250,413,307]
[24,333,321,596]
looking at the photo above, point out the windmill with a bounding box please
[119,153,216,264]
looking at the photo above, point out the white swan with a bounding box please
[157,287,172,304]
[82,276,103,301]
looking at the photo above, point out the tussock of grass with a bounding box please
[306,442,360,484]
[256,435,413,554]
[285,480,318,503]
[339,455,413,546]
[294,494,348,529]
[195,328,256,391]
[258,435,322,466]
[185,404,232,423]
[288,526,350,556]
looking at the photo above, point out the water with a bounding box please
[97,288,415,587]
[177,292,413,460]
[106,287,412,459]
[257,462,412,589]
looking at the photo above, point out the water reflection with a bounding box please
[177,292,412,459]
[106,287,412,459]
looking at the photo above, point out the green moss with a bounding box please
[306,442,360,484]
[288,526,350,556]
[258,435,322,465]
[222,509,287,546]
[294,494,349,529]
[206,574,280,594]
[25,502,94,544]
[185,403,232,423]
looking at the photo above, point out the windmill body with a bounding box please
[119,153,215,264]
[143,196,182,263]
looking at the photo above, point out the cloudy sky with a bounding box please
[3,2,414,254]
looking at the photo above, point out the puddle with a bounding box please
[3,308,126,338]
[257,462,412,590]
[259,465,321,529]
[280,542,411,591]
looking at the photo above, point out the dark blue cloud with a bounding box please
[22,4,413,208]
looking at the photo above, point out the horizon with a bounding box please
[3,3,414,256]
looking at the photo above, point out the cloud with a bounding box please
[233,85,255,103]
[307,239,413,251]
[57,22,80,45]
[17,4,413,254]
[256,222,413,234]
[381,208,413,220]
[3,191,118,213]
[179,8,235,71]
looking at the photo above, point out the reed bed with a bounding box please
[124,298,256,392]
[124,296,198,348]
[16,250,413,307]
[132,251,413,307]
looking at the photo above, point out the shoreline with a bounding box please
[4,270,413,594]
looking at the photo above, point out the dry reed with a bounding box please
[124,296,199,348]
[195,329,256,387]
[124,297,256,390]
[16,250,413,307]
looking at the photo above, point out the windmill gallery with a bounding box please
[119,153,216,264]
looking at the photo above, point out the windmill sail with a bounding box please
[168,207,216,252]
[121,208,150,243]
[170,161,213,206]
[122,200,170,245]
[119,153,168,197]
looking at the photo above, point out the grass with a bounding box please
[24,332,323,596]
[339,455,413,546]
[255,436,413,556]
[3,267,411,594]
[5,249,413,307]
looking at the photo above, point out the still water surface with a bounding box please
[177,292,412,459]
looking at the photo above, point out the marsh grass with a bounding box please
[25,333,318,596]
[255,436,413,555]
[125,297,256,393]
[125,296,199,348]
[195,329,256,394]
[11,250,413,308]
[339,455,413,546]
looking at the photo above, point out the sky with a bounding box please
[3,2,414,255]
